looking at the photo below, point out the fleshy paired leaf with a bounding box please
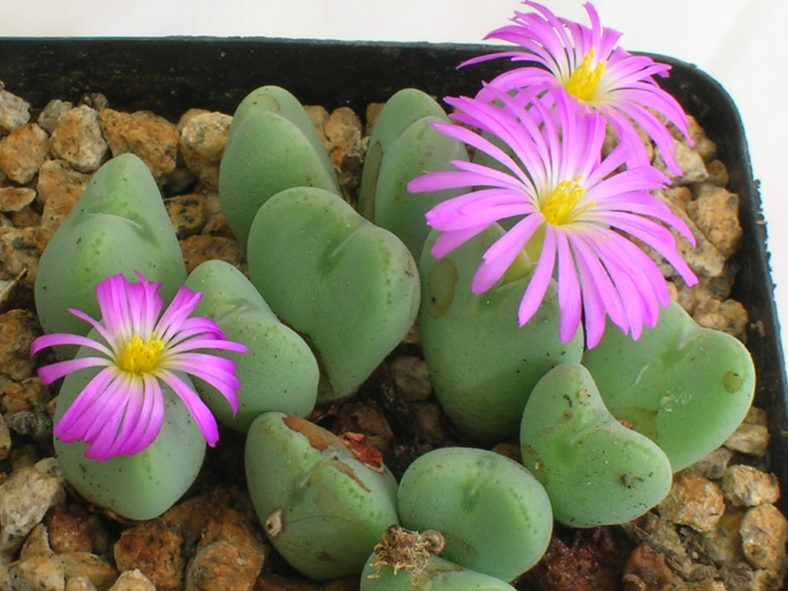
[247,187,420,403]
[184,260,318,431]
[419,225,584,442]
[35,153,186,340]
[582,301,756,471]
[218,85,340,244]
[520,362,673,528]
[245,412,399,581]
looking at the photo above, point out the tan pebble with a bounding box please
[2,377,50,414]
[0,464,65,554]
[0,414,11,461]
[0,226,53,287]
[0,187,37,212]
[692,297,748,340]
[725,422,770,457]
[0,309,41,381]
[622,544,684,590]
[108,569,155,591]
[179,234,244,274]
[305,104,330,139]
[20,522,53,559]
[0,123,49,184]
[56,552,118,590]
[99,109,179,183]
[323,107,363,170]
[200,191,232,236]
[691,446,734,480]
[655,137,708,185]
[657,469,725,532]
[178,111,232,191]
[722,562,784,591]
[685,115,718,162]
[37,159,91,232]
[113,520,184,590]
[721,465,780,507]
[705,159,730,187]
[165,194,207,238]
[38,99,73,134]
[8,553,65,590]
[161,490,226,549]
[687,183,742,258]
[46,506,94,554]
[687,580,728,591]
[740,504,788,570]
[185,539,264,591]
[65,575,99,591]
[691,509,744,567]
[50,105,108,173]
[365,102,385,136]
[0,89,31,132]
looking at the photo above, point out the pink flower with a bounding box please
[462,1,692,176]
[31,272,248,461]
[408,88,698,348]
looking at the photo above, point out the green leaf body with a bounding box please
[35,153,186,340]
[358,88,449,219]
[371,115,468,259]
[418,226,584,442]
[247,187,420,403]
[245,412,399,581]
[184,260,318,431]
[582,301,756,471]
[53,336,205,521]
[396,447,553,582]
[218,85,340,244]
[520,363,673,528]
[360,551,518,591]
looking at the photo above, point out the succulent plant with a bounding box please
[419,225,584,442]
[184,259,319,430]
[35,153,186,342]
[218,85,341,244]
[582,301,756,471]
[247,186,420,403]
[520,362,673,527]
[245,412,399,580]
[396,446,553,582]
[358,88,468,258]
[53,340,206,520]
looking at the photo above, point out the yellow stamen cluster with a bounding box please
[541,179,587,225]
[565,48,607,102]
[119,334,165,374]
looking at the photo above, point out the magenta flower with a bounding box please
[462,1,692,176]
[31,272,248,461]
[408,88,698,348]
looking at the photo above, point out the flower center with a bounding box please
[565,49,606,102]
[119,334,165,374]
[541,179,587,225]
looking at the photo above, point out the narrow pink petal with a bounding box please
[518,228,558,326]
[555,231,582,343]
[154,287,202,343]
[37,356,111,385]
[66,308,114,348]
[430,225,490,259]
[162,353,240,412]
[31,332,112,358]
[165,337,249,357]
[95,274,135,343]
[472,215,543,293]
[113,375,163,456]
[158,370,220,446]
[53,368,117,440]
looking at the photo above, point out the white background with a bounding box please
[2,0,786,367]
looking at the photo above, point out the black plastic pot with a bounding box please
[1,37,785,502]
